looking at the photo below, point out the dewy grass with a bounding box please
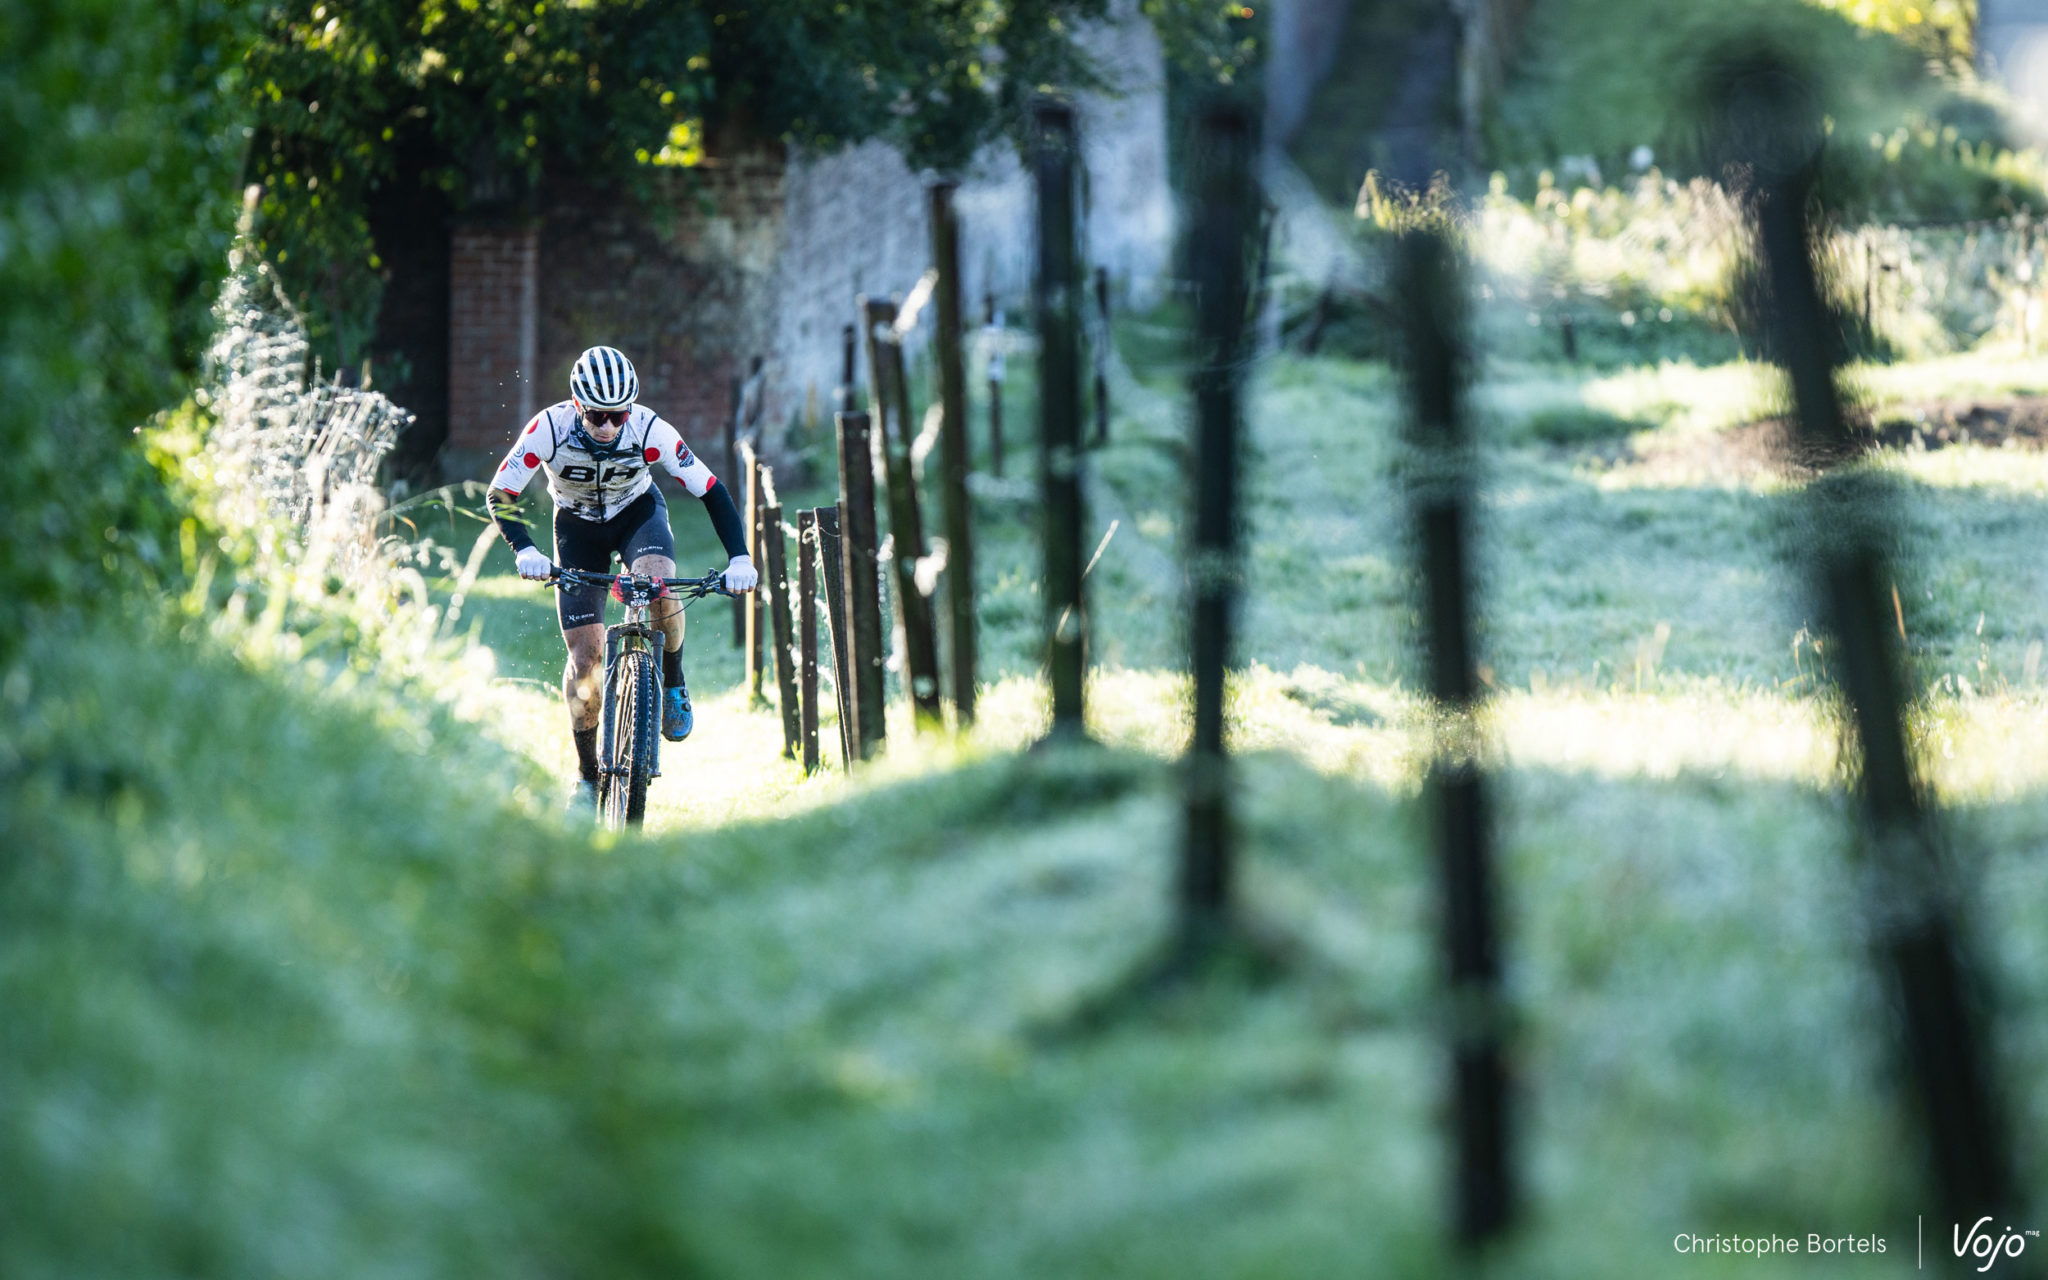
[17,252,2048,1274]
[440,338,2048,1274]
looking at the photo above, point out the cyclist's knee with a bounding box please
[563,624,603,673]
[629,552,675,578]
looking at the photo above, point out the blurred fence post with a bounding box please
[754,463,770,700]
[860,296,944,730]
[986,293,1006,478]
[1397,227,1514,1248]
[1093,265,1112,447]
[727,373,743,647]
[932,181,978,726]
[835,411,886,759]
[764,500,800,759]
[1178,99,1257,959]
[1721,57,2017,1235]
[1033,98,1088,740]
[839,323,858,413]
[798,508,823,774]
[817,504,854,769]
[1299,286,1333,354]
[744,447,765,703]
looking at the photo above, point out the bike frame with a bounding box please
[549,564,733,803]
[599,585,668,781]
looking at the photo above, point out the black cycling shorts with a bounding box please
[552,487,676,630]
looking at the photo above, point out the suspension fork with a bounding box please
[599,628,621,777]
[603,611,665,779]
[628,605,665,778]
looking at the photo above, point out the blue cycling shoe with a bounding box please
[663,681,693,742]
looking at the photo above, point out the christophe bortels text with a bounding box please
[1674,1234,1888,1257]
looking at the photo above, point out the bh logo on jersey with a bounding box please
[1956,1218,2039,1273]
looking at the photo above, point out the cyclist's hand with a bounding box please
[515,547,553,580]
[723,554,759,593]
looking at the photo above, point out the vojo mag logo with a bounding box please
[1954,1217,2040,1273]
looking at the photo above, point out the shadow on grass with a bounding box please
[15,595,2048,1277]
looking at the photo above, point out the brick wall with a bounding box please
[534,159,785,485]
[446,221,538,468]
[365,167,452,485]
[432,8,1169,484]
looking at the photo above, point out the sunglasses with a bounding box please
[581,407,630,428]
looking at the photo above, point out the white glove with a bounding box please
[723,554,759,592]
[515,546,553,580]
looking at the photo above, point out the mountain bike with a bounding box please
[547,564,734,830]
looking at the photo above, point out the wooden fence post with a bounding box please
[727,372,744,647]
[816,504,854,769]
[931,181,978,726]
[986,293,1006,478]
[1398,227,1513,1248]
[1179,99,1256,960]
[798,508,822,774]
[1722,57,2016,1235]
[839,323,858,413]
[1093,265,1111,447]
[764,500,800,759]
[1033,98,1088,740]
[753,466,769,697]
[835,410,886,758]
[744,446,765,702]
[859,296,944,730]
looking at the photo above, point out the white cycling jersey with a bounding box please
[490,401,720,521]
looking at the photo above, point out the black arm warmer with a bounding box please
[701,479,749,559]
[486,488,536,553]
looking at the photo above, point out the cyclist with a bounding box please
[486,345,758,808]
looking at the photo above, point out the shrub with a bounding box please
[0,0,255,648]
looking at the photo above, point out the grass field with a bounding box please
[415,332,2048,1273]
[12,311,2048,1275]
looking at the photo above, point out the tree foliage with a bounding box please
[0,0,258,646]
[245,0,1131,368]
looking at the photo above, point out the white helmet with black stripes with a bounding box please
[569,345,639,411]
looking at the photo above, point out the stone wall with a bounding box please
[1451,0,1535,162]
[769,1,1174,430]
[1267,0,1354,149]
[1982,0,2048,143]
[1077,6,1176,294]
[770,138,934,435]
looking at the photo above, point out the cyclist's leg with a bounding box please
[620,488,682,666]
[620,488,690,739]
[554,508,613,780]
[562,625,605,727]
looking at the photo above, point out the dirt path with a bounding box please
[1584,396,2048,486]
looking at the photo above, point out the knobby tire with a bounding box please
[604,649,659,829]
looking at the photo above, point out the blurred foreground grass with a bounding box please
[10,342,2048,1276]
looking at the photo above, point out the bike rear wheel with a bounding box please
[602,648,659,829]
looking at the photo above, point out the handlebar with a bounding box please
[540,563,736,602]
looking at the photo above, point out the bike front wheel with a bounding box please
[602,647,659,829]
